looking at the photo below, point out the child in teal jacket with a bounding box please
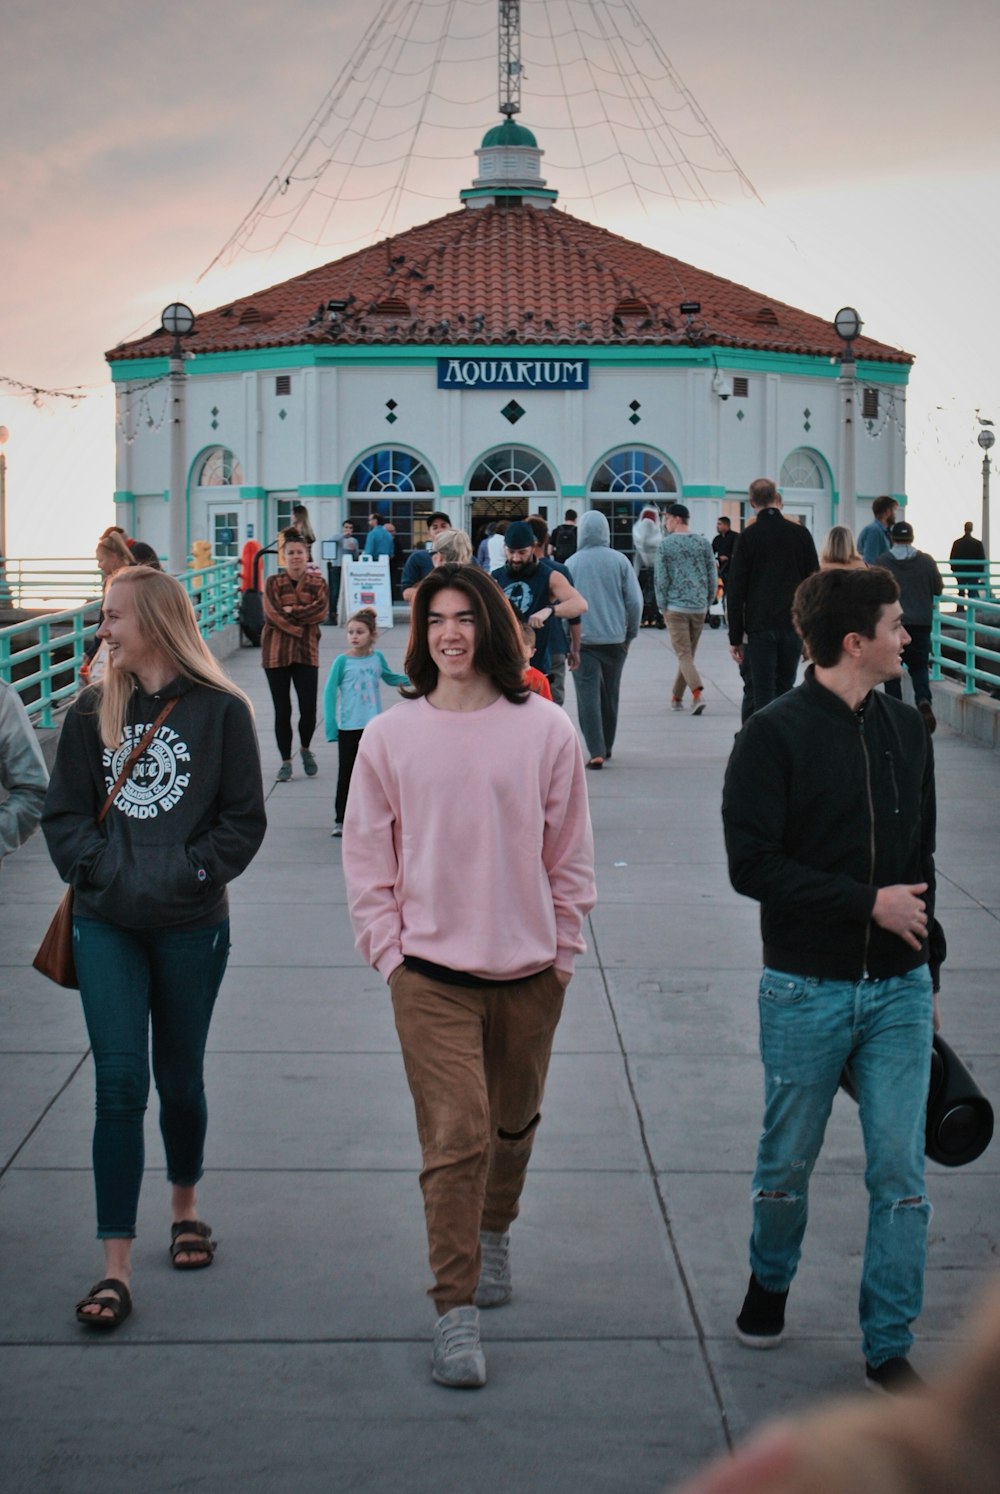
[324,608,408,835]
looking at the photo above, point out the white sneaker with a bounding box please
[474,1230,512,1308]
[432,1305,486,1388]
[691,693,706,716]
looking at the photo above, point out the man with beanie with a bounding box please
[565,509,643,766]
[490,519,587,678]
[874,520,943,732]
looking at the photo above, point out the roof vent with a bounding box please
[755,307,779,325]
[614,298,651,317]
[238,306,263,325]
[371,297,411,317]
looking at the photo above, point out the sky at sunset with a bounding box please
[3,0,998,564]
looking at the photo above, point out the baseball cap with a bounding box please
[891,521,914,543]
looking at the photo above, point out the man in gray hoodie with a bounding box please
[874,519,943,732]
[565,510,643,768]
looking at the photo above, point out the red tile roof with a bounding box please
[107,204,911,366]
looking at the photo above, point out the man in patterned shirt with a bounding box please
[654,503,718,715]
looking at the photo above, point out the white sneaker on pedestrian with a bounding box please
[691,691,706,716]
[432,1305,487,1388]
[474,1230,512,1308]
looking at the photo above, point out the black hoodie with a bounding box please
[42,677,266,930]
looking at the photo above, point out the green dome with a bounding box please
[481,119,538,148]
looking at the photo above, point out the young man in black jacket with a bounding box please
[722,567,940,1395]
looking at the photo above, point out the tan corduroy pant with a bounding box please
[390,963,566,1314]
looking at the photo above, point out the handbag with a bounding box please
[32,700,178,988]
[839,1032,994,1168]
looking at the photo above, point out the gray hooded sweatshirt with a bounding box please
[566,510,643,645]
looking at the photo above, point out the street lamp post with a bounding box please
[0,425,11,606]
[978,428,994,579]
[161,303,196,574]
[834,307,862,534]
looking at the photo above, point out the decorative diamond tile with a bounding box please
[629,413,641,425]
[501,400,525,424]
[736,409,745,422]
[386,399,398,411]
[211,419,219,430]
[803,421,811,432]
[629,400,641,411]
[803,408,811,419]
[386,411,397,424]
[278,409,287,421]
[211,407,219,418]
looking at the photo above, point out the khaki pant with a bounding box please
[391,963,566,1314]
[666,610,706,698]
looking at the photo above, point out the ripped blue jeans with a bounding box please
[74,916,231,1239]
[750,964,933,1366]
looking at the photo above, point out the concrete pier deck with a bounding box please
[3,623,998,1492]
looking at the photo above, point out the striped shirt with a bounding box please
[261,571,328,668]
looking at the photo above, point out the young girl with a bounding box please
[323,608,408,836]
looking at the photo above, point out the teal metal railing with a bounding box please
[0,557,103,608]
[0,559,241,725]
[932,575,1000,697]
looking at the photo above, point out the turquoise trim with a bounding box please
[239,487,267,501]
[440,485,465,497]
[114,491,136,506]
[459,186,559,202]
[683,485,727,498]
[562,485,587,498]
[110,344,911,383]
[299,484,342,498]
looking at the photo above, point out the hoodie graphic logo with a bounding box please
[104,724,192,819]
[502,580,536,616]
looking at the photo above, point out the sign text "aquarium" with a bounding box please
[437,358,589,390]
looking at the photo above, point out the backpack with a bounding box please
[550,524,577,563]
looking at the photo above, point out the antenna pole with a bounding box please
[499,1,521,118]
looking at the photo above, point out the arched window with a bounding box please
[467,447,557,494]
[197,446,243,486]
[588,447,677,556]
[780,450,825,490]
[589,448,677,495]
[347,449,434,493]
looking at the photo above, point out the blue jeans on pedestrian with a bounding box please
[745,628,803,712]
[572,642,628,759]
[750,964,933,1367]
[73,915,231,1239]
[883,624,932,707]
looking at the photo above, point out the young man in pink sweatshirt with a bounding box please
[343,563,596,1389]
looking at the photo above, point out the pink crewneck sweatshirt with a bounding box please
[343,692,596,982]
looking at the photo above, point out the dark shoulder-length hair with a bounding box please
[404,563,529,703]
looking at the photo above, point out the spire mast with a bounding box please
[498,1,521,119]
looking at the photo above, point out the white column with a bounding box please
[167,356,187,574]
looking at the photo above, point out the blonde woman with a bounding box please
[429,527,474,567]
[42,567,266,1330]
[85,530,137,683]
[820,525,867,572]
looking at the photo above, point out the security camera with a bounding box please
[712,371,734,401]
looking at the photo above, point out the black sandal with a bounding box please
[170,1219,216,1270]
[75,1277,132,1330]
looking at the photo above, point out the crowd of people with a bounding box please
[3,493,994,1491]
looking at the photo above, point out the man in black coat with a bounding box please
[726,478,818,713]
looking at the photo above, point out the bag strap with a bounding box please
[96,698,178,826]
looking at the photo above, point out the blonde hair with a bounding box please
[821,525,863,567]
[96,531,136,572]
[95,567,252,748]
[430,528,473,566]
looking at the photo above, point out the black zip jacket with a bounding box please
[722,667,938,982]
[42,677,266,930]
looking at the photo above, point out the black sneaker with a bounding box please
[736,1273,788,1348]
[865,1356,925,1395]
